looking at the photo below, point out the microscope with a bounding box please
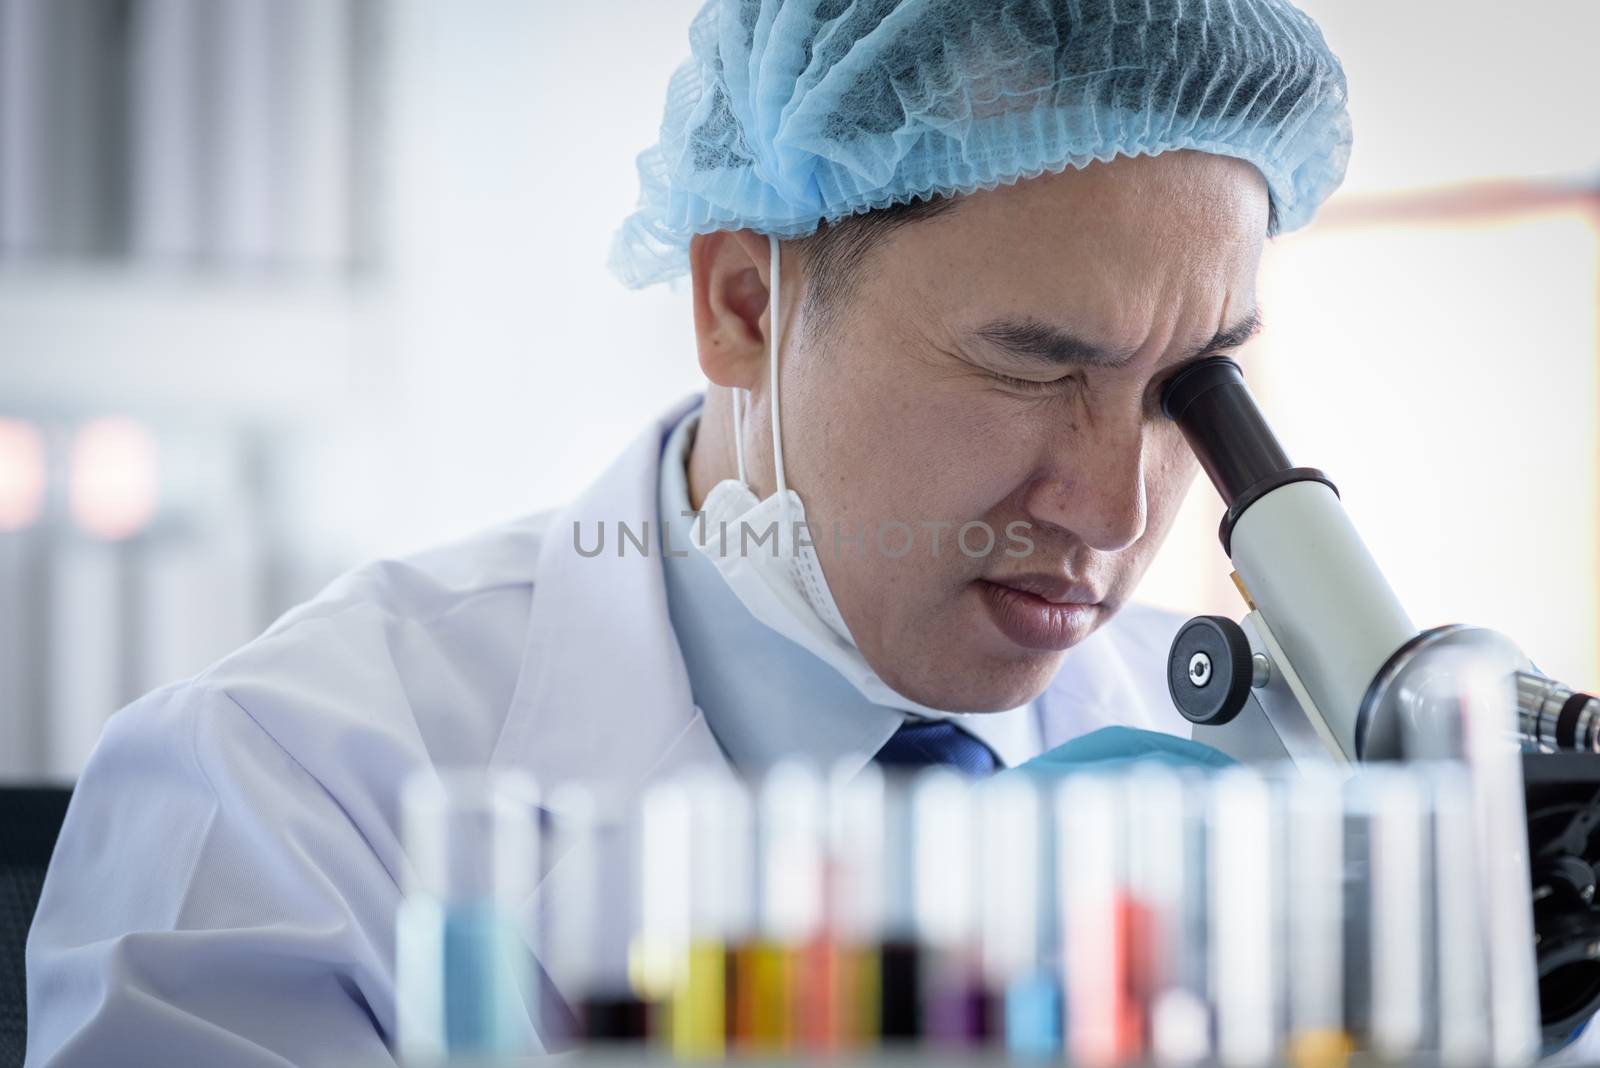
[1160,358,1600,1048]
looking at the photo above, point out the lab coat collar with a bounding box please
[491,392,729,802]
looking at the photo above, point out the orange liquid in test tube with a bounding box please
[1118,895,1156,1062]
[794,935,840,1051]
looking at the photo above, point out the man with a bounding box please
[27,0,1351,1062]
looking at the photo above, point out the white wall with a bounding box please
[316,0,709,561]
[1295,0,1600,197]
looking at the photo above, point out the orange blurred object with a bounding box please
[795,935,840,1052]
[1120,895,1157,1061]
[0,418,47,532]
[69,418,159,540]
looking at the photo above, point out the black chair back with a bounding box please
[0,787,72,1068]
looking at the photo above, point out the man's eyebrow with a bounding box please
[969,309,1263,369]
[1198,309,1264,359]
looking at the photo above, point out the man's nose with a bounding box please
[1023,421,1149,553]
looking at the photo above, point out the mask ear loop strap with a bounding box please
[768,236,790,528]
[730,383,748,486]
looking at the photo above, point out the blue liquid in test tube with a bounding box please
[395,769,542,1063]
[1005,972,1063,1059]
[397,896,535,1056]
[978,775,1061,1058]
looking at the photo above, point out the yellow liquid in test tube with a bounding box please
[1288,1028,1353,1068]
[739,942,795,1051]
[670,941,726,1058]
[836,943,880,1047]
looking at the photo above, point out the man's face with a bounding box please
[706,150,1269,712]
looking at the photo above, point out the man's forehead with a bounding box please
[926,243,1259,352]
[864,166,1266,360]
[892,199,1264,313]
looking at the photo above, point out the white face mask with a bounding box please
[689,235,948,716]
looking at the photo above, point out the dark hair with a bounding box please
[787,181,1278,347]
[787,193,964,348]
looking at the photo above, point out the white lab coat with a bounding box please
[25,395,1188,1066]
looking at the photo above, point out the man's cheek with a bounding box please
[1141,487,1188,549]
[1146,446,1199,516]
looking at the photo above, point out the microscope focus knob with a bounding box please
[1168,615,1255,726]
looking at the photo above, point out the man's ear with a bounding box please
[689,230,775,389]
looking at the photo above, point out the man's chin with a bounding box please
[879,648,1069,713]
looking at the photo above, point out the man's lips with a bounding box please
[975,573,1105,651]
[984,572,1106,606]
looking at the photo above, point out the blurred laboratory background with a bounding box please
[0,0,1596,783]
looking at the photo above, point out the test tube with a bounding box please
[1209,768,1280,1067]
[1058,774,1131,1067]
[1363,767,1430,1061]
[978,774,1059,1059]
[1284,766,1351,1068]
[1430,763,1492,1067]
[679,772,751,1058]
[395,768,542,1064]
[546,785,655,1043]
[1393,642,1539,1065]
[631,777,691,1051]
[1170,773,1219,1067]
[1125,765,1210,1067]
[827,759,887,1048]
[912,769,986,1045]
[743,762,826,1053]
[877,771,925,1042]
[1454,661,1541,1066]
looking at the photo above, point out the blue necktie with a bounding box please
[873,720,999,777]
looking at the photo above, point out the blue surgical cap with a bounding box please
[609,0,1351,289]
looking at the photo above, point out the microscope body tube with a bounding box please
[1163,359,1416,760]
[1229,483,1416,760]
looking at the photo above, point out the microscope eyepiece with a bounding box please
[1161,356,1247,421]
[1160,357,1338,554]
[1161,357,1293,504]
